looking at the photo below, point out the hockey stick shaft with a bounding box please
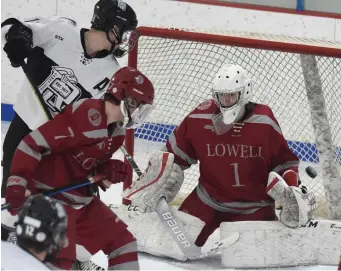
[120,146,143,177]
[1,174,106,210]
[20,60,53,120]
[120,145,201,259]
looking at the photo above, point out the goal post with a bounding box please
[124,26,341,219]
[300,54,341,219]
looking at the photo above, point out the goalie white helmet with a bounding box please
[212,64,252,124]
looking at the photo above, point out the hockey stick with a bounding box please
[20,59,53,120]
[120,145,201,260]
[1,174,106,210]
[110,203,239,259]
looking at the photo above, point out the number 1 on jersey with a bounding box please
[230,163,244,187]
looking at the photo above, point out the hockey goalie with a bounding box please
[122,64,341,267]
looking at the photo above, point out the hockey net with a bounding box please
[124,27,341,219]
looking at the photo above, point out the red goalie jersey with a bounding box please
[165,100,299,204]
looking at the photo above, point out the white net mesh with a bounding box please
[128,27,341,216]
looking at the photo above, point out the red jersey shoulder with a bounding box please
[250,103,279,125]
[68,98,107,129]
[191,99,216,114]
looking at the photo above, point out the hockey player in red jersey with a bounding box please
[5,67,155,270]
[124,64,315,249]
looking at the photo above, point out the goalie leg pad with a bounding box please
[122,151,184,212]
[220,220,341,268]
[116,205,205,261]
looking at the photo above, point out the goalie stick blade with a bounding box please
[155,198,201,260]
[200,232,240,259]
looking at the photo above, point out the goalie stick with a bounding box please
[120,145,202,260]
[110,203,240,259]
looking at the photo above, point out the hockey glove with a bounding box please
[5,176,28,215]
[95,159,128,191]
[275,170,307,212]
[3,20,33,67]
[267,172,316,228]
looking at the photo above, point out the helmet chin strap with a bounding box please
[92,30,118,59]
[106,30,119,51]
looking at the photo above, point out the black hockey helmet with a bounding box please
[16,195,68,254]
[91,0,138,58]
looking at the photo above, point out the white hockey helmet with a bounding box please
[212,64,252,124]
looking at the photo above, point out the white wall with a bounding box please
[1,0,341,104]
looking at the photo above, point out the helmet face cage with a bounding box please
[214,90,241,109]
[16,195,68,254]
[121,100,154,129]
[112,30,139,57]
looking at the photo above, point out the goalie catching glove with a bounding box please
[266,171,317,228]
[122,151,184,212]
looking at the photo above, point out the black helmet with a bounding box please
[16,195,68,255]
[91,0,138,58]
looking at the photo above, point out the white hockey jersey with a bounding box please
[2,16,121,130]
[1,241,50,270]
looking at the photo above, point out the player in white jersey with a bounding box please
[1,0,138,198]
[1,195,67,270]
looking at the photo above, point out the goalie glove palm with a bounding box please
[267,172,317,228]
[122,151,184,212]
